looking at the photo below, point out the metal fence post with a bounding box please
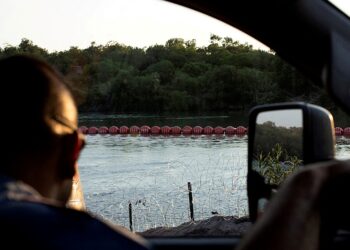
[188,182,194,221]
[129,201,133,232]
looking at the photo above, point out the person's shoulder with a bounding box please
[0,199,150,250]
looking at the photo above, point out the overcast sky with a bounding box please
[330,0,350,17]
[257,110,303,128]
[0,0,269,52]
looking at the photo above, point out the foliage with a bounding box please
[253,121,303,185]
[254,121,303,160]
[253,143,302,185]
[0,37,335,114]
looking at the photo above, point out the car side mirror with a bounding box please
[248,102,335,222]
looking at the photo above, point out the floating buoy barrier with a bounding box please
[109,126,119,134]
[225,126,236,135]
[78,126,88,134]
[161,126,171,135]
[344,127,350,136]
[79,126,350,136]
[81,125,249,136]
[87,126,98,135]
[236,126,247,135]
[119,126,129,134]
[203,126,213,135]
[98,126,109,134]
[214,126,225,135]
[172,126,182,135]
[335,127,343,136]
[151,126,161,135]
[193,126,203,135]
[182,126,192,135]
[140,125,150,134]
[130,126,140,134]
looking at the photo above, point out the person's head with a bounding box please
[0,55,85,204]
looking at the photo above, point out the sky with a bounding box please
[0,0,269,52]
[257,109,303,128]
[330,0,350,16]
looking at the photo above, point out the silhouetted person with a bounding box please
[238,159,350,250]
[0,55,149,249]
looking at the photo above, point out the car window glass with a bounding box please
[328,0,350,18]
[2,0,350,238]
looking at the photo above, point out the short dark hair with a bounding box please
[0,55,74,165]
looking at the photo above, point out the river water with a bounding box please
[77,114,350,232]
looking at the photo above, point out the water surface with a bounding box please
[78,114,350,232]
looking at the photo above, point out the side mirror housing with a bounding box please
[248,102,335,222]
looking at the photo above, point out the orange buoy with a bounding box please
[182,126,192,135]
[130,126,140,134]
[344,127,350,136]
[214,126,225,135]
[109,126,119,134]
[140,125,151,134]
[161,126,171,135]
[79,126,88,134]
[98,126,109,134]
[225,126,236,135]
[88,127,98,135]
[193,126,203,135]
[203,126,213,135]
[151,126,161,135]
[119,126,129,134]
[236,126,247,135]
[171,126,181,135]
[335,127,343,136]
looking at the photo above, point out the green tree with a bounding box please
[0,36,336,116]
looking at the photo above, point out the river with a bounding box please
[77,114,350,232]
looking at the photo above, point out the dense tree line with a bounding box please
[254,121,303,161]
[0,36,335,114]
[253,122,303,185]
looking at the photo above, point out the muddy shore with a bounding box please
[139,216,251,237]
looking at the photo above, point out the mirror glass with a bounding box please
[252,109,303,186]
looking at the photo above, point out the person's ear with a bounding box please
[58,131,80,180]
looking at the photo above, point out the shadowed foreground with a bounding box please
[139,216,251,237]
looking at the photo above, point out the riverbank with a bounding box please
[78,112,249,128]
[138,215,251,237]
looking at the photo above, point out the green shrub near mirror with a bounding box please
[252,109,303,185]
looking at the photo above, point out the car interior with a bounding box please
[3,0,350,249]
[150,0,350,249]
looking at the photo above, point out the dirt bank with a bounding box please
[138,216,251,237]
